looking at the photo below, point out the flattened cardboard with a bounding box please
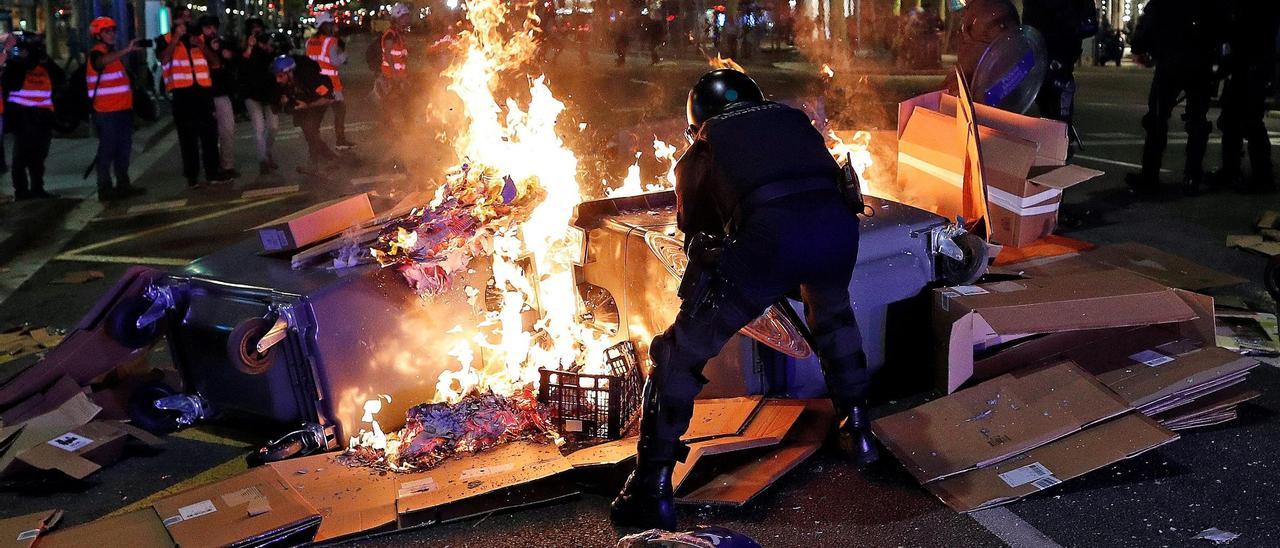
[395,440,575,526]
[872,362,1132,484]
[684,396,764,442]
[40,508,175,548]
[12,420,164,480]
[152,465,321,548]
[566,437,638,469]
[0,375,82,427]
[672,399,806,491]
[1080,243,1246,291]
[1092,347,1259,411]
[1154,385,1260,428]
[0,510,61,548]
[266,453,398,542]
[934,269,1206,393]
[254,193,375,252]
[926,413,1178,512]
[677,400,834,507]
[0,392,101,475]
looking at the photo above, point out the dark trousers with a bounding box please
[1036,60,1078,125]
[331,99,347,143]
[1140,63,1214,179]
[172,87,219,184]
[94,110,134,191]
[294,106,334,165]
[9,106,54,195]
[1218,64,1273,181]
[641,192,869,463]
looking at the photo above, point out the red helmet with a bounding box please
[90,17,117,37]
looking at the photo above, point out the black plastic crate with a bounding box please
[538,341,642,440]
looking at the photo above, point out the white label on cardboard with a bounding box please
[951,285,990,296]
[15,529,40,541]
[459,463,515,480]
[398,477,437,496]
[259,229,289,251]
[1031,476,1063,490]
[177,500,217,521]
[1130,350,1175,367]
[998,462,1055,488]
[565,419,584,432]
[47,432,94,452]
[162,515,183,527]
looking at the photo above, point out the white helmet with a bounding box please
[389,3,411,18]
[314,11,334,25]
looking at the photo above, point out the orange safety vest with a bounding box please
[161,33,212,91]
[87,43,133,112]
[306,35,343,92]
[8,65,54,111]
[380,30,408,79]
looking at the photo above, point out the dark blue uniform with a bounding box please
[640,102,870,464]
[1215,0,1279,191]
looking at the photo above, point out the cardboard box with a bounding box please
[896,91,1102,247]
[151,465,321,547]
[254,193,375,252]
[40,509,175,548]
[395,440,576,527]
[0,510,62,547]
[0,392,102,476]
[672,399,806,492]
[925,412,1178,512]
[872,362,1132,484]
[933,269,1211,393]
[1004,242,1247,291]
[266,453,398,542]
[8,420,164,480]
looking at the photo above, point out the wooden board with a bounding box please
[677,400,834,506]
[672,399,806,491]
[683,396,764,442]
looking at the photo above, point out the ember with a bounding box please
[343,388,560,472]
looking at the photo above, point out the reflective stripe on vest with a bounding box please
[381,31,408,77]
[8,66,54,110]
[161,36,212,91]
[306,36,343,91]
[87,44,133,112]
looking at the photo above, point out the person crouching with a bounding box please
[270,55,337,176]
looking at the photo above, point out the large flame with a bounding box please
[828,130,874,196]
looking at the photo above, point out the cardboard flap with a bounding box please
[926,412,1177,512]
[873,362,1132,484]
[395,441,572,515]
[267,453,398,542]
[0,509,63,547]
[897,90,945,138]
[152,466,321,547]
[937,93,1070,165]
[41,508,176,548]
[0,393,101,475]
[1027,164,1105,190]
[1094,347,1260,409]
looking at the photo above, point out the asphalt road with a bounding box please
[1,40,1279,547]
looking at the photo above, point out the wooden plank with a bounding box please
[672,400,806,491]
[683,396,764,442]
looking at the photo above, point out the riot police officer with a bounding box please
[610,69,878,531]
[1023,0,1098,126]
[951,0,1020,86]
[1126,0,1226,195]
[1212,0,1279,193]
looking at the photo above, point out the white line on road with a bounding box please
[350,173,407,186]
[126,199,189,215]
[58,195,292,257]
[55,254,193,266]
[1073,154,1171,173]
[241,185,301,199]
[970,507,1065,548]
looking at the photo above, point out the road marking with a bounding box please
[970,507,1065,548]
[237,120,375,140]
[241,185,301,199]
[1086,138,1228,146]
[54,254,192,266]
[58,195,292,257]
[350,173,407,186]
[1084,132,1137,139]
[92,197,260,223]
[1074,154,1171,173]
[127,199,189,215]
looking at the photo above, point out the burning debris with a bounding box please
[343,388,560,472]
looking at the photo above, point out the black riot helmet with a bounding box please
[686,69,765,128]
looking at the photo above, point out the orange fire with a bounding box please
[820,64,835,78]
[827,130,874,195]
[709,54,746,73]
[608,138,679,198]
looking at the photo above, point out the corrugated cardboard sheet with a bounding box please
[151,465,321,547]
[40,508,175,548]
[0,509,61,548]
[267,453,398,542]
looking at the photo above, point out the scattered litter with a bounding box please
[1193,528,1240,544]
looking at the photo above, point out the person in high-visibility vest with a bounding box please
[0,32,16,177]
[2,33,64,200]
[307,12,355,150]
[87,17,148,202]
[377,3,412,171]
[157,3,229,187]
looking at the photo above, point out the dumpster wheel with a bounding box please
[106,296,163,349]
[228,318,276,375]
[936,232,990,286]
[127,382,184,434]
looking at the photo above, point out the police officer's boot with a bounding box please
[837,404,880,470]
[611,379,677,530]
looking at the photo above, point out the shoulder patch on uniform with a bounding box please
[315,85,330,95]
